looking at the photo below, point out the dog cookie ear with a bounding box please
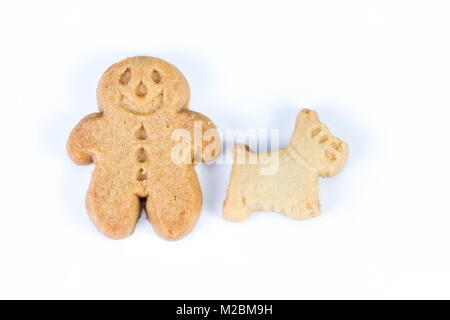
[295,109,319,129]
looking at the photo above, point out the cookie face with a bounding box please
[97,56,190,114]
[291,109,348,177]
[223,109,348,222]
[67,56,220,240]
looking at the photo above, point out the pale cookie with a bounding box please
[223,109,348,222]
[67,56,220,240]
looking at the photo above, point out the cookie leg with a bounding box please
[284,199,321,220]
[145,169,202,241]
[223,188,252,222]
[86,168,141,240]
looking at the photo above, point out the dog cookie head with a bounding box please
[97,56,190,114]
[292,109,349,177]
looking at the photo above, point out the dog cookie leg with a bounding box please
[223,144,254,222]
[146,168,202,241]
[223,189,252,222]
[283,198,321,220]
[86,167,141,240]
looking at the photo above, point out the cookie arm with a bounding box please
[67,113,103,165]
[179,110,221,163]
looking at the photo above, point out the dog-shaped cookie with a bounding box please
[67,56,220,240]
[223,109,348,221]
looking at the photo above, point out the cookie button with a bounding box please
[136,147,147,163]
[136,168,147,181]
[135,124,148,140]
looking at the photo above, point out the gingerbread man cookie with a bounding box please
[223,109,348,222]
[67,56,220,240]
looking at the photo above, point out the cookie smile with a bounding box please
[119,89,164,114]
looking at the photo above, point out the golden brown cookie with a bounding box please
[223,109,348,222]
[67,56,220,240]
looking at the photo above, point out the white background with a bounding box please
[0,0,449,299]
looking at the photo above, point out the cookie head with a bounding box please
[293,109,349,177]
[97,56,190,114]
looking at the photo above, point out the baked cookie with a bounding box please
[67,56,220,240]
[223,109,348,222]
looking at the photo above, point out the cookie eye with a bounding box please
[119,68,131,85]
[311,126,321,138]
[319,135,328,144]
[151,70,161,83]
